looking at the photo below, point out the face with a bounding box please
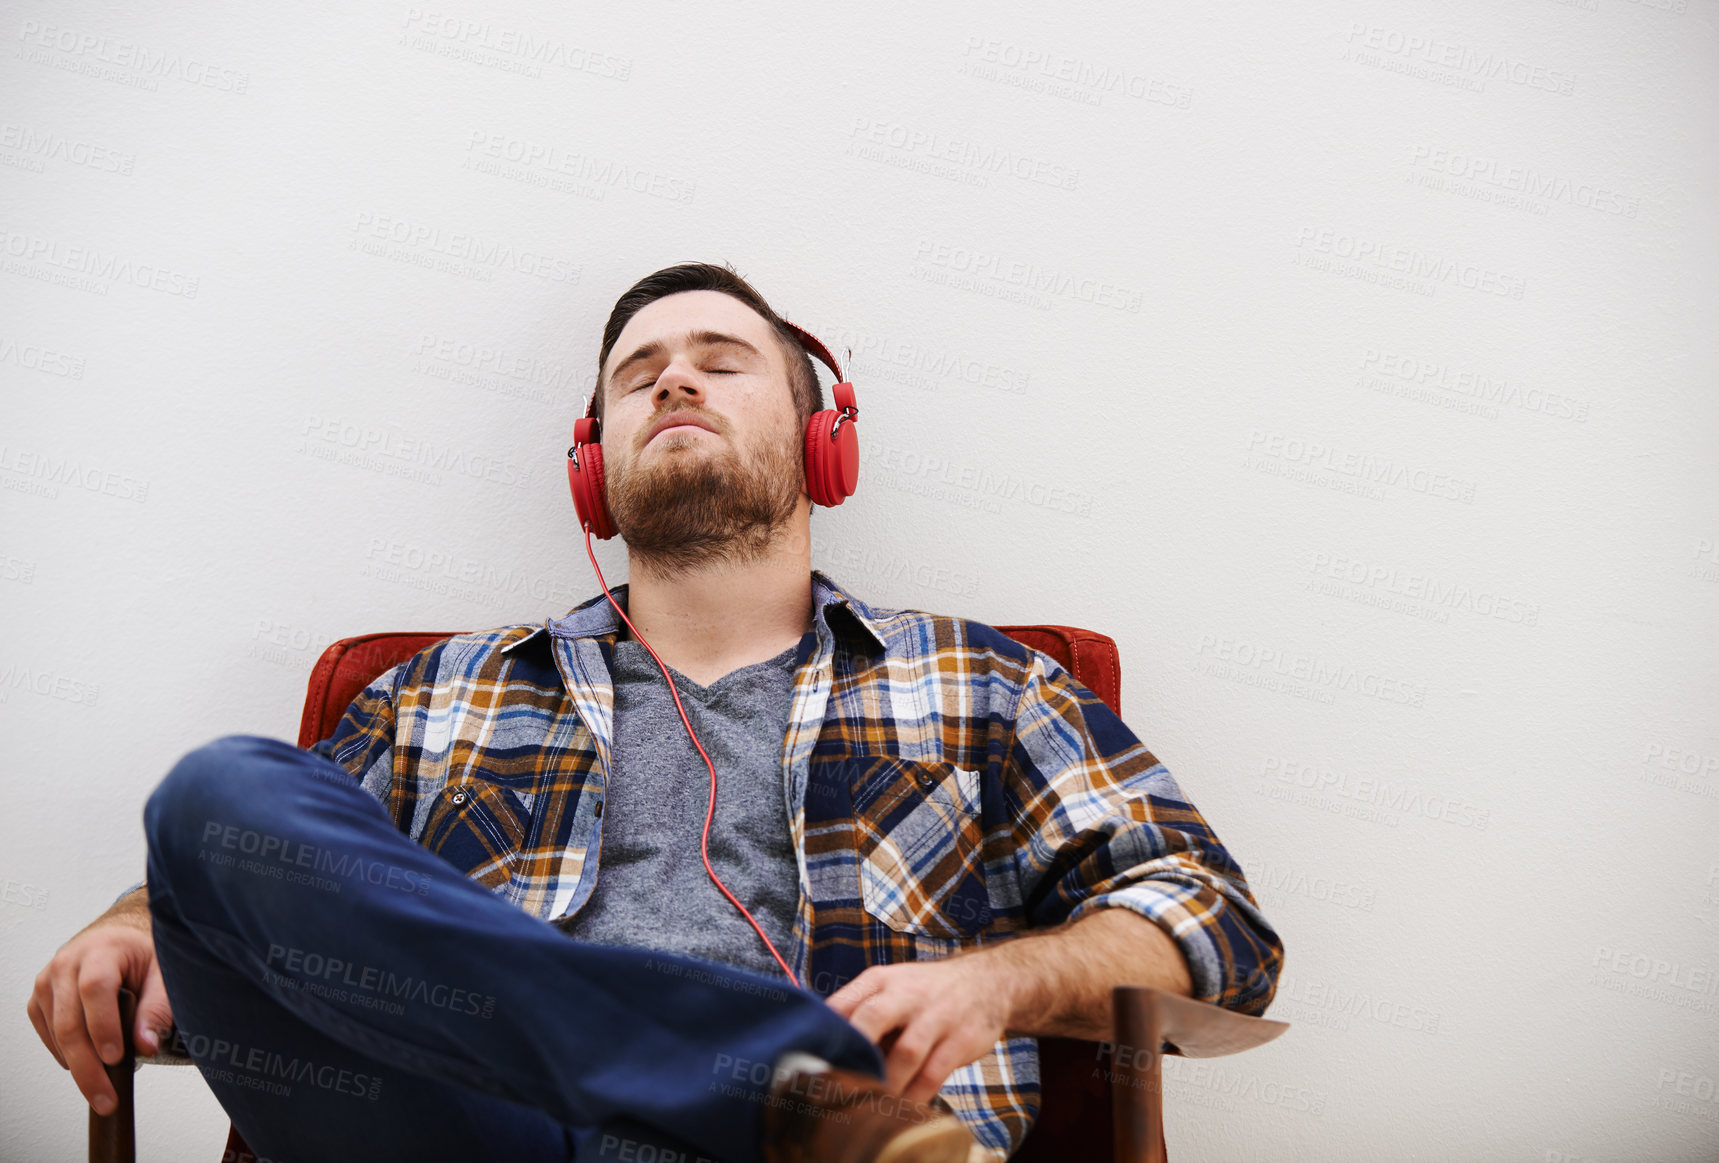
[597,290,806,574]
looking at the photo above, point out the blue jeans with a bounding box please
[143,734,885,1163]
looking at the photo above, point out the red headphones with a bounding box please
[566,320,861,538]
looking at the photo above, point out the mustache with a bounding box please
[638,404,723,449]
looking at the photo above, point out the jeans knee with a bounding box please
[144,735,286,861]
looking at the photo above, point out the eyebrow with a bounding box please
[605,330,766,395]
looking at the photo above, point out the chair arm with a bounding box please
[1123,986,1289,1059]
[89,988,137,1163]
[1109,986,1289,1163]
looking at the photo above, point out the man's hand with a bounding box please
[825,955,1013,1105]
[26,887,174,1116]
[826,908,1192,1105]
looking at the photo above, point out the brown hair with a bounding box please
[594,262,822,426]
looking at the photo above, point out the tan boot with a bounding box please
[760,1058,974,1163]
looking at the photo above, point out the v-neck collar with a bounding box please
[610,635,806,697]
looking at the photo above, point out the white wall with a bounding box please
[3,2,1715,1160]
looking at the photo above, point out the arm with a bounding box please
[829,648,1282,1101]
[974,906,1191,1041]
[108,885,147,914]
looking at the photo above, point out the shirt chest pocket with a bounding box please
[422,780,529,898]
[848,756,993,940]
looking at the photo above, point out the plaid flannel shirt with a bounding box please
[236,570,1281,1156]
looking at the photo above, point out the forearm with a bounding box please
[88,884,150,935]
[972,907,1192,1042]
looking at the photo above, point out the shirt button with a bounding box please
[594,799,603,818]
[451,790,467,805]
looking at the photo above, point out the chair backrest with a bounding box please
[296,631,468,748]
[279,620,1128,1163]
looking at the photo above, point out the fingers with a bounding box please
[81,964,127,1067]
[844,982,915,1052]
[902,1035,974,1105]
[49,957,117,1114]
[880,1019,941,1096]
[824,968,885,1021]
[831,967,947,1093]
[26,976,68,1070]
[847,989,951,1096]
[30,920,163,1114]
[134,957,172,1057]
[827,962,1001,1101]
[866,1001,975,1100]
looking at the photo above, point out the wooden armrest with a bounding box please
[1109,986,1289,1163]
[88,987,137,1163]
[1125,986,1289,1059]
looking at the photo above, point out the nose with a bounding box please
[651,357,704,407]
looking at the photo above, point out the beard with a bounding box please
[603,413,804,578]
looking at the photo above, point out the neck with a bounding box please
[617,511,815,679]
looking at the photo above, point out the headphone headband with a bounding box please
[779,320,846,384]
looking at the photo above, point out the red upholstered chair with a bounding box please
[92,624,1287,1163]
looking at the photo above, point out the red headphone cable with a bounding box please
[581,529,803,989]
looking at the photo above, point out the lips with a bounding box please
[645,412,718,445]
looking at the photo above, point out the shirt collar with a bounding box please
[502,569,888,656]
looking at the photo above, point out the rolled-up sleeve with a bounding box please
[1005,650,1283,1015]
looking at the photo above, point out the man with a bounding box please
[28,263,1284,1161]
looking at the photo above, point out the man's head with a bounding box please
[594,263,823,428]
[592,263,824,576]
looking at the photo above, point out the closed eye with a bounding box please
[632,367,738,391]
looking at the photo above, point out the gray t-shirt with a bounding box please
[557,633,811,979]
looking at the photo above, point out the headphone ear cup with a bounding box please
[828,415,858,501]
[568,422,618,539]
[803,410,833,506]
[585,446,616,539]
[803,407,860,508]
[801,410,835,505]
